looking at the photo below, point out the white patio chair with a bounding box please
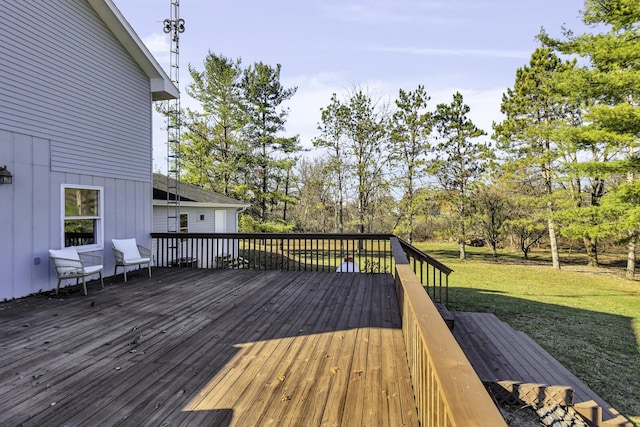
[112,238,151,282]
[49,247,104,295]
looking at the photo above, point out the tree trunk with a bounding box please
[459,240,466,260]
[547,208,560,269]
[627,237,636,277]
[583,236,598,267]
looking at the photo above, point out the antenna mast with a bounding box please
[163,0,185,233]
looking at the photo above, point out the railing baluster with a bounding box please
[149,232,452,305]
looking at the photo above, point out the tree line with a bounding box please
[173,0,640,275]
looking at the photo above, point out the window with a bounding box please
[62,185,103,249]
[180,213,189,233]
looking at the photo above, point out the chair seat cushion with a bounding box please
[122,257,150,265]
[113,238,141,262]
[83,265,103,275]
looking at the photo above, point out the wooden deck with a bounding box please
[0,268,419,426]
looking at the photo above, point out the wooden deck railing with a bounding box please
[399,238,453,306]
[151,233,453,303]
[151,232,393,272]
[390,237,508,427]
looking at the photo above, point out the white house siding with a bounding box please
[152,206,240,268]
[152,206,238,234]
[0,1,156,299]
[0,130,153,299]
[0,0,153,181]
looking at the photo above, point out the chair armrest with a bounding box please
[79,252,103,266]
[137,245,151,258]
[113,247,125,263]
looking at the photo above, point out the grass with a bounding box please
[414,242,640,426]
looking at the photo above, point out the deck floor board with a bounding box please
[0,268,419,426]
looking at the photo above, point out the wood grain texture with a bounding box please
[0,268,418,426]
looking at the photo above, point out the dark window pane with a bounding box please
[64,219,96,247]
[180,213,188,233]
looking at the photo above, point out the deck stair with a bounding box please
[452,312,632,427]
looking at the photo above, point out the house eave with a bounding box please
[153,200,250,210]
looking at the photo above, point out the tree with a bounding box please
[313,94,350,232]
[293,157,339,232]
[181,52,248,197]
[390,85,433,244]
[494,47,577,269]
[540,0,640,272]
[344,89,391,234]
[470,183,511,257]
[241,62,299,223]
[429,92,489,260]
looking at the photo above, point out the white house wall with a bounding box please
[153,206,238,233]
[0,131,153,300]
[0,0,153,181]
[0,1,155,300]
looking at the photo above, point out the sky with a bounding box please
[112,0,591,172]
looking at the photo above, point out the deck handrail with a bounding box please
[151,233,453,304]
[398,238,453,306]
[390,237,507,427]
[151,232,394,272]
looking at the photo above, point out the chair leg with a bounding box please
[148,263,151,278]
[81,277,87,296]
[56,279,62,295]
[100,272,104,288]
[124,268,127,282]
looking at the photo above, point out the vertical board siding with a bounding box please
[0,0,152,182]
[0,1,157,299]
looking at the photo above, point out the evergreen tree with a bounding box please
[390,85,433,244]
[313,94,350,232]
[541,0,640,273]
[241,62,299,222]
[181,52,248,197]
[342,89,391,234]
[429,92,489,260]
[494,47,577,269]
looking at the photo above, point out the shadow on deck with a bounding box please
[0,268,418,426]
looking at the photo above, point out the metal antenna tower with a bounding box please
[163,0,185,233]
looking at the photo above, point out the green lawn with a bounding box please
[414,243,640,425]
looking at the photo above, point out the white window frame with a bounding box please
[61,184,104,252]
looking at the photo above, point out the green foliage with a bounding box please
[389,85,433,243]
[181,52,248,198]
[238,215,296,233]
[242,62,300,221]
[427,91,489,257]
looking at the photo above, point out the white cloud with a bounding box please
[369,46,531,60]
[141,33,171,69]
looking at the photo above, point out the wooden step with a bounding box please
[452,312,634,426]
[575,400,603,426]
[602,415,634,427]
[434,303,454,330]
